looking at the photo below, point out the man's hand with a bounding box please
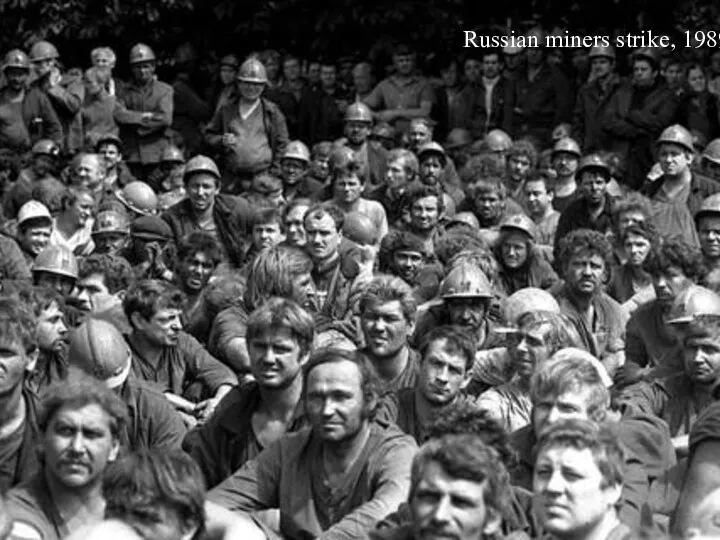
[141,112,156,125]
[194,397,220,422]
[48,67,62,88]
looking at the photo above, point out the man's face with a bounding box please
[616,210,645,237]
[524,180,553,216]
[305,214,342,261]
[284,205,309,247]
[482,54,501,79]
[683,334,720,384]
[35,271,76,297]
[131,61,155,85]
[441,62,458,88]
[419,339,470,405]
[552,152,579,177]
[0,338,33,395]
[43,403,119,489]
[249,327,305,389]
[394,54,414,76]
[180,252,216,293]
[579,170,608,206]
[393,250,423,283]
[252,222,285,251]
[98,143,121,169]
[410,125,432,150]
[18,224,51,256]
[534,446,620,538]
[526,47,544,67]
[220,65,238,86]
[687,67,707,93]
[658,144,692,176]
[33,59,54,78]
[565,253,605,296]
[464,59,482,83]
[385,160,411,192]
[353,66,372,94]
[532,386,596,436]
[281,158,306,186]
[74,273,118,313]
[320,65,336,89]
[474,189,504,225]
[283,59,301,81]
[32,155,55,178]
[508,155,531,182]
[137,308,183,347]
[652,266,692,306]
[73,157,104,191]
[411,462,499,540]
[68,193,95,229]
[186,173,219,213]
[410,196,440,232]
[664,63,683,88]
[306,62,320,84]
[507,322,551,380]
[238,81,264,101]
[699,216,720,259]
[111,503,196,540]
[310,155,330,181]
[360,300,413,359]
[4,67,28,91]
[624,233,651,267]
[93,232,127,255]
[334,174,363,205]
[591,57,612,79]
[306,359,367,443]
[633,60,656,88]
[420,156,443,185]
[37,301,67,353]
[500,232,529,270]
[446,298,486,330]
[345,120,371,146]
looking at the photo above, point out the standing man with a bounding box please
[115,44,173,183]
[206,57,289,194]
[338,102,388,187]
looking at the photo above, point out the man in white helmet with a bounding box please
[336,101,388,187]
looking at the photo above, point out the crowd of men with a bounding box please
[2,23,720,540]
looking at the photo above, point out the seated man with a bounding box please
[6,371,126,539]
[533,419,631,540]
[73,253,135,325]
[184,298,313,489]
[207,347,418,539]
[123,279,236,425]
[377,325,476,442]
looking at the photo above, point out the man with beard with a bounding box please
[162,155,250,268]
[336,102,387,187]
[206,347,417,538]
[554,154,616,247]
[376,325,477,443]
[358,276,419,393]
[696,194,720,290]
[603,48,678,190]
[28,287,68,394]
[184,298,313,489]
[0,49,62,150]
[114,44,173,183]
[6,372,125,539]
[621,239,706,386]
[552,229,626,377]
[641,125,720,249]
[279,140,323,202]
[123,279,236,425]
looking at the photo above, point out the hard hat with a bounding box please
[31,139,60,157]
[160,145,185,164]
[32,245,78,279]
[130,216,172,241]
[485,129,512,152]
[499,213,536,241]
[68,318,132,389]
[444,128,473,150]
[656,124,695,154]
[3,49,30,71]
[371,122,395,140]
[588,45,616,60]
[342,212,378,246]
[183,154,220,181]
[576,153,611,178]
[503,44,524,55]
[552,123,572,142]
[703,139,720,166]
[129,43,156,65]
[92,209,130,236]
[502,287,560,326]
[632,47,660,68]
[281,140,311,164]
[667,285,720,325]
[695,194,720,224]
[417,141,447,160]
[440,263,493,299]
[344,102,373,123]
[237,57,268,84]
[329,146,357,175]
[552,137,581,158]
[17,200,52,227]
[95,133,123,151]
[220,54,240,69]
[115,181,158,217]
[29,41,59,62]
[446,212,480,229]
